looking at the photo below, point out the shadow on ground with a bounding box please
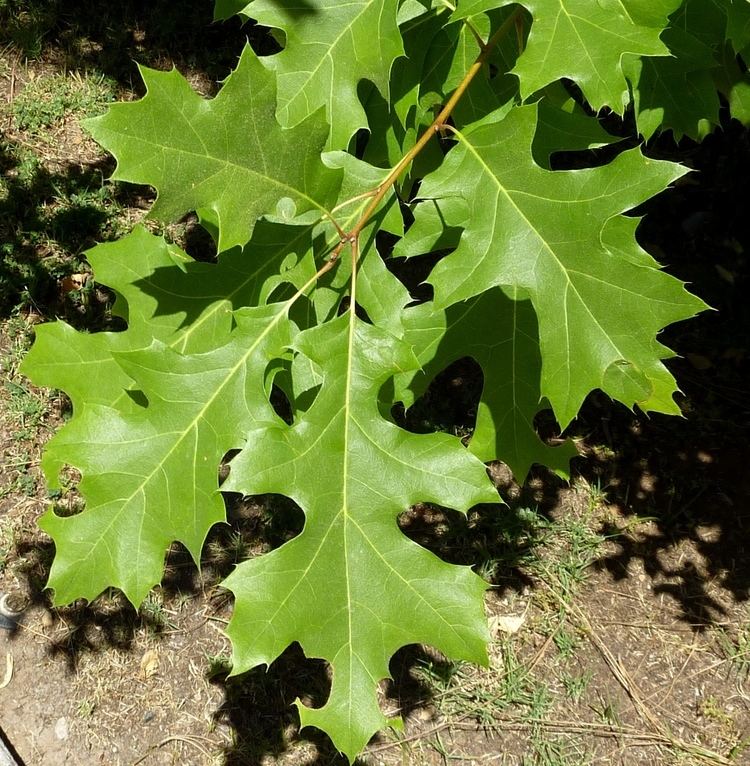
[0,0,264,88]
[0,140,138,321]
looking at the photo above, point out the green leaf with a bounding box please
[533,83,620,167]
[455,0,680,111]
[22,222,318,476]
[624,1,728,140]
[362,7,452,169]
[625,56,720,141]
[723,54,750,122]
[420,12,506,126]
[36,307,294,607]
[726,0,750,56]
[242,0,404,148]
[213,0,251,20]
[325,151,404,237]
[85,45,341,251]
[21,218,322,605]
[396,287,578,480]
[418,104,707,425]
[223,312,497,761]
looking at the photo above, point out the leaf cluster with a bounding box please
[21,0,747,759]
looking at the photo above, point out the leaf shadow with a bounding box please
[0,0,266,88]
[208,639,455,766]
[208,643,348,766]
[0,142,135,323]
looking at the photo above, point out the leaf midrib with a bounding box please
[107,127,330,218]
[70,306,291,576]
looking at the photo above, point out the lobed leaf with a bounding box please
[34,307,294,607]
[85,45,341,252]
[417,104,707,426]
[395,287,578,481]
[223,312,497,760]
[455,0,681,111]
[240,0,405,148]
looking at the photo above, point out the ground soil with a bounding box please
[1,4,750,765]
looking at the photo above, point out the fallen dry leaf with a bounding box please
[60,273,89,294]
[489,612,526,636]
[140,648,159,679]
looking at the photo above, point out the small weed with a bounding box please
[729,736,750,762]
[414,656,465,691]
[11,71,115,132]
[205,653,232,680]
[4,379,45,435]
[583,477,608,511]
[476,506,548,581]
[524,735,591,766]
[76,698,96,718]
[526,505,608,612]
[527,683,553,720]
[560,670,592,703]
[174,590,193,611]
[552,626,581,660]
[715,623,750,679]
[0,523,15,573]
[15,470,37,496]
[0,316,34,372]
[494,636,537,709]
[698,695,735,727]
[140,591,175,631]
[591,693,621,727]
[0,1,56,58]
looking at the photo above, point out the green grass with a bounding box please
[391,486,620,761]
[0,0,57,58]
[205,653,233,681]
[1,317,47,433]
[552,626,582,660]
[139,590,176,632]
[0,523,15,573]
[715,619,750,680]
[523,735,591,766]
[560,670,592,703]
[11,71,115,132]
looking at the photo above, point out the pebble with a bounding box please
[54,717,69,741]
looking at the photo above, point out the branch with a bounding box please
[326,6,523,265]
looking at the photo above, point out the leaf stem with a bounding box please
[331,188,379,215]
[327,6,522,264]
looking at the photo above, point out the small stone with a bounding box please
[490,612,526,635]
[54,717,69,741]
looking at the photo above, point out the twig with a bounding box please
[367,721,452,753]
[0,653,12,689]
[130,734,215,765]
[368,715,677,756]
[560,594,731,766]
[325,8,523,266]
